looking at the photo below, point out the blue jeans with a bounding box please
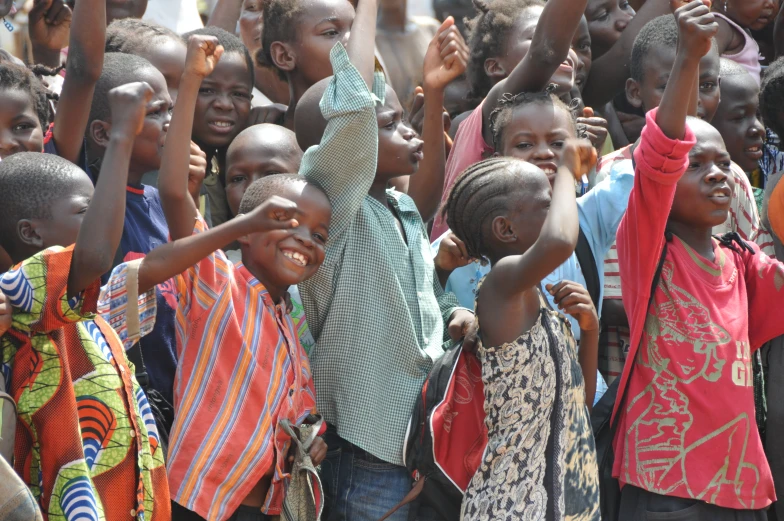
[320,428,415,521]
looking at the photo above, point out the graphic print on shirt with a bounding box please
[624,259,759,505]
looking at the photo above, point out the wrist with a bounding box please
[422,83,446,98]
[108,131,137,146]
[32,44,62,67]
[181,72,206,89]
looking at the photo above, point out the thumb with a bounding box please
[583,106,594,118]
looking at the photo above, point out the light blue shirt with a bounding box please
[432,168,634,403]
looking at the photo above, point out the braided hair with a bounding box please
[257,0,305,80]
[0,62,62,129]
[442,157,534,263]
[761,57,784,140]
[489,87,581,151]
[465,0,544,101]
[105,18,181,55]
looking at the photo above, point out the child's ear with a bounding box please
[88,120,113,149]
[491,215,516,244]
[625,78,643,109]
[16,220,44,250]
[484,57,507,82]
[270,41,296,74]
[237,234,250,247]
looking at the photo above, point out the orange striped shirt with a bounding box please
[167,217,318,521]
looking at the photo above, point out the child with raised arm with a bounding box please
[430,0,587,239]
[614,1,784,517]
[0,83,172,520]
[157,36,329,521]
[443,144,600,519]
[290,4,472,518]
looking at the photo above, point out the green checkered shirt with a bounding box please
[299,44,461,465]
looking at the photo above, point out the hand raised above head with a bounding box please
[29,0,72,52]
[184,35,225,79]
[672,0,719,59]
[108,82,154,140]
[423,17,469,92]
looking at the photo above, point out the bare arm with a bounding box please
[483,140,595,300]
[53,0,106,164]
[138,196,297,293]
[347,0,378,89]
[656,0,715,139]
[582,0,672,108]
[207,0,243,32]
[29,0,71,68]
[407,18,468,222]
[68,83,153,300]
[159,36,224,241]
[482,0,588,144]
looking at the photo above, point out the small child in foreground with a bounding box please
[157,36,328,521]
[613,2,784,517]
[444,145,601,518]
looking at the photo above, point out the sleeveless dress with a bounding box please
[461,285,600,521]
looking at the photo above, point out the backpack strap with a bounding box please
[574,227,600,311]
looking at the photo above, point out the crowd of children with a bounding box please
[3,0,784,519]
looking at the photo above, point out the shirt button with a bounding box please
[130,509,137,517]
[130,430,136,438]
[119,366,126,373]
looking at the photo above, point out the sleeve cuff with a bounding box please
[320,44,383,119]
[634,107,696,185]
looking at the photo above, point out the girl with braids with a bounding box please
[443,138,601,520]
[430,0,587,239]
[434,90,636,404]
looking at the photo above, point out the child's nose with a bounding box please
[212,92,233,110]
[0,132,17,156]
[533,144,555,159]
[615,11,632,32]
[706,166,728,184]
[749,119,764,138]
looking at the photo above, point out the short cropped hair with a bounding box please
[238,174,328,215]
[257,0,305,80]
[88,53,158,125]
[631,15,679,83]
[0,152,85,254]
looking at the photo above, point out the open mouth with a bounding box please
[282,249,308,267]
[708,186,732,205]
[208,120,236,134]
[558,58,575,73]
[745,144,763,161]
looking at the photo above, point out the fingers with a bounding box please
[436,16,456,45]
[48,1,71,26]
[547,280,588,306]
[30,0,53,20]
[582,106,594,118]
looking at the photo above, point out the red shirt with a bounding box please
[614,109,784,509]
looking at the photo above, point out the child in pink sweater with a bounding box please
[613,2,784,519]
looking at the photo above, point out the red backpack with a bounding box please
[391,342,488,520]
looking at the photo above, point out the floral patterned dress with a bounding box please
[461,286,600,521]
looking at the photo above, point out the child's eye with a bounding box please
[229,175,247,183]
[322,29,340,37]
[579,42,591,51]
[688,161,701,169]
[233,91,251,100]
[384,121,396,130]
[199,88,216,95]
[699,82,717,91]
[595,10,609,21]
[12,123,35,132]
[620,1,632,9]
[515,142,532,149]
[313,233,327,243]
[551,141,565,149]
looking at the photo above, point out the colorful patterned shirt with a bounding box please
[299,44,462,466]
[166,217,318,521]
[614,110,784,509]
[0,247,169,521]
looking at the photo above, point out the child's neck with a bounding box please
[241,255,287,305]
[378,1,408,31]
[368,180,390,206]
[667,221,716,261]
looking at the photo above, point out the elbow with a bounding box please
[528,39,567,71]
[66,59,103,85]
[73,247,114,281]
